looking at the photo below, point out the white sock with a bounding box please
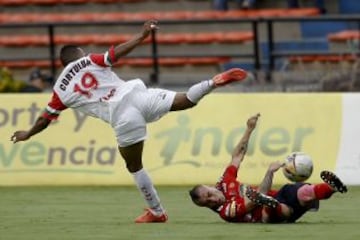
[132,168,164,215]
[186,79,215,104]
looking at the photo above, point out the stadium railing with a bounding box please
[0,19,259,83]
[1,12,359,83]
[264,15,360,81]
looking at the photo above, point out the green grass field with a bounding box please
[1,186,359,240]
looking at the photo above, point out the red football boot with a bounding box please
[212,68,248,87]
[135,208,168,223]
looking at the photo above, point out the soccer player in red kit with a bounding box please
[10,20,249,223]
[189,114,348,223]
[189,114,279,222]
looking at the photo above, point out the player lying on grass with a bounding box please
[189,114,348,223]
[10,19,249,223]
[253,162,348,223]
[189,113,279,222]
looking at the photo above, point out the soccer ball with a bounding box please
[282,152,313,182]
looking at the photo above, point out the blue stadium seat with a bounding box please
[300,21,350,38]
[260,39,329,70]
[339,0,360,14]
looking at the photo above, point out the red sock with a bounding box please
[313,183,334,200]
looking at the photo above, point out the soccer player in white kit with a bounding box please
[11,20,249,223]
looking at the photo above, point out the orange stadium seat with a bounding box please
[289,54,357,63]
[0,32,253,47]
[0,0,118,5]
[88,34,133,45]
[0,57,230,69]
[186,57,230,65]
[120,58,153,67]
[0,35,48,46]
[60,0,88,4]
[159,58,188,67]
[157,32,253,44]
[328,30,360,42]
[221,8,319,19]
[152,11,192,20]
[34,0,75,5]
[184,32,221,44]
[0,8,320,24]
[219,31,253,43]
[0,0,29,6]
[117,57,229,67]
[156,33,188,44]
[93,0,122,3]
[0,60,61,68]
[188,11,224,20]
[283,8,320,16]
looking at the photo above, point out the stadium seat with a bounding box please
[328,30,360,42]
[0,60,60,68]
[0,0,29,6]
[0,32,253,47]
[0,8,321,24]
[339,0,360,14]
[60,0,88,4]
[87,34,133,45]
[288,54,356,63]
[0,35,48,46]
[116,57,230,67]
[0,57,230,69]
[0,0,138,5]
[186,57,230,65]
[280,8,320,17]
[220,32,253,43]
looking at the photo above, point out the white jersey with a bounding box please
[42,49,144,123]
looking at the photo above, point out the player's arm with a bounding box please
[90,20,158,67]
[258,161,284,194]
[230,113,260,169]
[112,20,158,62]
[11,92,67,143]
[11,117,51,143]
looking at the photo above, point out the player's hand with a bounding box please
[142,19,159,38]
[268,161,285,173]
[247,113,260,130]
[11,131,30,143]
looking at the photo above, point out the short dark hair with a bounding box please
[189,185,202,205]
[60,45,82,67]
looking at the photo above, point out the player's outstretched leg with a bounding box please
[320,170,348,193]
[212,68,248,87]
[135,208,168,223]
[245,186,279,208]
[172,68,250,111]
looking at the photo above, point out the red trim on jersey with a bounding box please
[90,54,107,67]
[41,92,67,120]
[48,92,67,110]
[42,111,59,121]
[108,45,116,63]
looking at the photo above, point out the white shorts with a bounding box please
[111,81,176,147]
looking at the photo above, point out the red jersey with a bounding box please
[213,165,252,222]
[214,165,278,223]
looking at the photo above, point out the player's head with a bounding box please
[60,45,86,67]
[189,184,225,209]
